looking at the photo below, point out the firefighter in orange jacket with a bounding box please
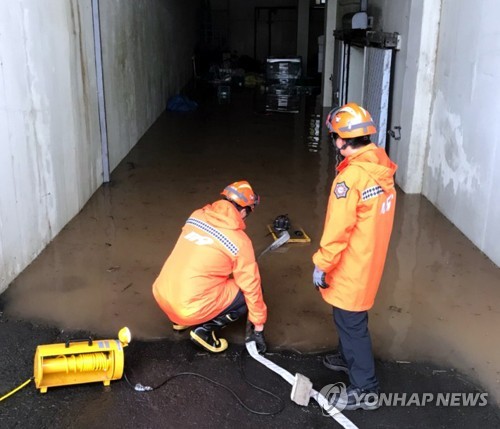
[152,181,267,354]
[312,103,397,410]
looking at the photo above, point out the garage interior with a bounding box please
[1,0,499,414]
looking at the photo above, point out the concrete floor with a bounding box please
[1,86,500,424]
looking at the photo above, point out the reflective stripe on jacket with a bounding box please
[152,199,267,325]
[313,143,397,311]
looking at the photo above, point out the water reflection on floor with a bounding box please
[3,89,499,402]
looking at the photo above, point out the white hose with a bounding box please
[246,341,359,429]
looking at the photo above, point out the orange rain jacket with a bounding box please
[152,200,267,326]
[312,143,397,311]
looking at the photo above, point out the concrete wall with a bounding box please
[366,0,438,195]
[100,1,199,170]
[422,0,500,267]
[0,0,200,293]
[321,0,337,106]
[0,0,101,294]
[367,0,500,266]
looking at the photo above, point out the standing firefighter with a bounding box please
[313,103,397,410]
[152,181,267,354]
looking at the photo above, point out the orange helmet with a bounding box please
[326,102,376,138]
[221,180,260,210]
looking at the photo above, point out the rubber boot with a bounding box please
[190,312,239,353]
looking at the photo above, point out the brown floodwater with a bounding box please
[3,89,499,403]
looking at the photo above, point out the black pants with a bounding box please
[214,290,247,321]
[333,307,379,391]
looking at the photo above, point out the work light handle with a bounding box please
[64,337,94,348]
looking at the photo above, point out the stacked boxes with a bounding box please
[265,57,302,113]
[265,86,300,113]
[266,57,302,84]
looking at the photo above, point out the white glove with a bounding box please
[313,266,328,289]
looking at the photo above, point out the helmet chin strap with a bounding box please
[338,141,349,151]
[331,133,350,152]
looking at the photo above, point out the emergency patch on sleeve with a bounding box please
[334,181,350,199]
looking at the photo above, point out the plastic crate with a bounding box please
[266,57,302,84]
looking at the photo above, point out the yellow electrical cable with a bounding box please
[0,377,33,402]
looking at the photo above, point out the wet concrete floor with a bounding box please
[1,87,500,420]
[1,315,499,428]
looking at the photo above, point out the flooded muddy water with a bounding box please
[3,90,499,402]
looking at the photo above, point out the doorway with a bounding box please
[253,7,298,62]
[331,30,399,149]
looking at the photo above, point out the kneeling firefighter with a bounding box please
[152,181,267,353]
